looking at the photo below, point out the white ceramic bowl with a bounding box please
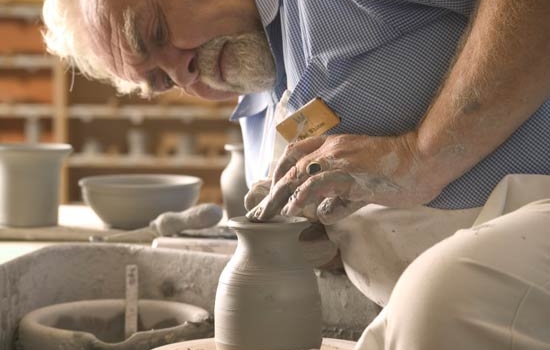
[79,174,203,229]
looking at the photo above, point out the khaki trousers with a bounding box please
[327,175,550,349]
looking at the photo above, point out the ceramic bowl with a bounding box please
[79,174,203,229]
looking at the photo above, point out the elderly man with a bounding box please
[42,0,550,349]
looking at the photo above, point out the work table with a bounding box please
[0,205,132,264]
[0,205,340,268]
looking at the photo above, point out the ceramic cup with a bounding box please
[0,143,72,227]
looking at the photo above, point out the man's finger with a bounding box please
[249,160,318,221]
[257,172,303,220]
[272,136,327,183]
[281,170,355,219]
[244,178,271,211]
[317,197,368,225]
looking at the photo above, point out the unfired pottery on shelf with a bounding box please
[215,216,323,350]
[220,143,248,218]
[17,299,213,350]
[79,174,202,229]
[0,143,72,227]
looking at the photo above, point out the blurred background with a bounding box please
[0,0,241,205]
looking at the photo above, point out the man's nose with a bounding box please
[156,46,199,87]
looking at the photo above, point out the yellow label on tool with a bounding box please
[276,98,340,142]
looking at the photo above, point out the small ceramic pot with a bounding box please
[0,143,72,227]
[18,299,213,350]
[215,216,323,350]
[220,143,248,219]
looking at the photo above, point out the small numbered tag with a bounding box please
[276,98,340,142]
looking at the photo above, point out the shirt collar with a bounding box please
[230,92,274,120]
[254,0,280,28]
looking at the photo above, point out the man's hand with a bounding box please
[247,133,444,224]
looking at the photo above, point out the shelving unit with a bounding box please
[0,2,58,147]
[0,2,240,205]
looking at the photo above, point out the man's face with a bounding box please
[81,0,276,99]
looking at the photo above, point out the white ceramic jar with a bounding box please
[0,143,72,227]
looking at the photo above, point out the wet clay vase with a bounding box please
[220,143,248,219]
[215,216,323,350]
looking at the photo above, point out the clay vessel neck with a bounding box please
[232,224,306,268]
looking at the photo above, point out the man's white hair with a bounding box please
[42,0,143,94]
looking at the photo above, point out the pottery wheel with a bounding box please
[152,338,356,350]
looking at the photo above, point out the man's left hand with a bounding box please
[247,133,444,224]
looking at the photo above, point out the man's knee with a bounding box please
[381,201,550,349]
[384,243,471,349]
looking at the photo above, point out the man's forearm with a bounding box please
[412,0,550,191]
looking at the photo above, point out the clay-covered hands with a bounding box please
[246,133,445,224]
[244,178,272,212]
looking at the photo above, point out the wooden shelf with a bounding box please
[68,104,235,122]
[0,4,41,20]
[0,103,237,121]
[0,103,53,117]
[68,154,229,170]
[0,54,55,70]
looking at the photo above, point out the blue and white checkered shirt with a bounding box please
[231,0,550,209]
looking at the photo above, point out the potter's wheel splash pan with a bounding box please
[17,299,213,350]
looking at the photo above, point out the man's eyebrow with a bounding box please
[122,7,148,59]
